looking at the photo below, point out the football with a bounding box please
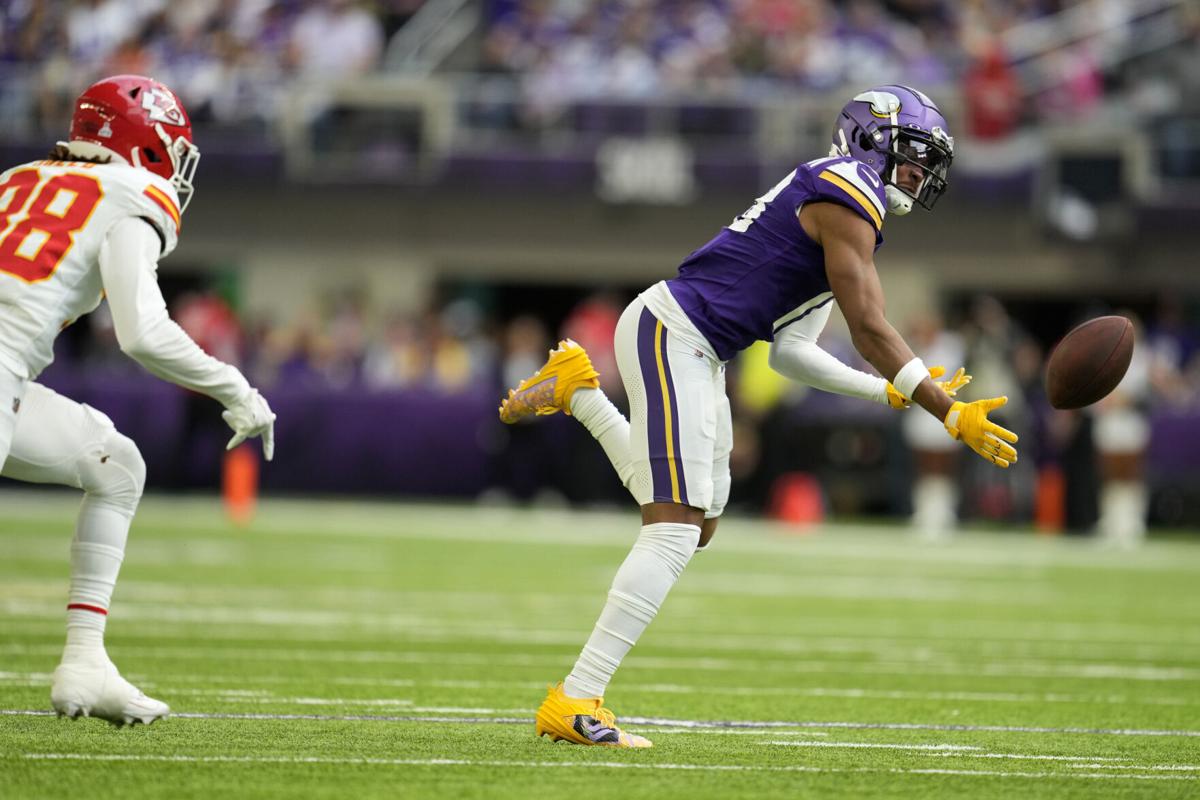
[1045,315,1135,409]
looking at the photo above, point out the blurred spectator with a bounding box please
[1146,294,1200,405]
[171,289,248,488]
[320,289,369,388]
[488,314,570,502]
[288,0,384,78]
[963,42,1021,139]
[961,295,1035,521]
[501,313,551,393]
[364,312,429,389]
[561,292,624,402]
[902,312,965,538]
[65,0,140,71]
[431,297,494,392]
[1034,42,1104,122]
[1093,314,1151,548]
[176,290,245,367]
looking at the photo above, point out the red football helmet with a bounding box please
[69,75,200,212]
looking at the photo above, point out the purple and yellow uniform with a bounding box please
[665,156,888,362]
[623,156,887,510]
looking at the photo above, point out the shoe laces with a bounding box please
[593,705,617,728]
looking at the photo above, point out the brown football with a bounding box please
[1045,316,1135,410]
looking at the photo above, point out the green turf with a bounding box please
[2,491,1198,799]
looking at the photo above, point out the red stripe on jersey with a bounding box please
[67,603,108,616]
[143,185,181,232]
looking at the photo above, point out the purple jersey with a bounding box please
[666,156,887,361]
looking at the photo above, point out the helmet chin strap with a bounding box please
[885,185,913,215]
[831,128,851,158]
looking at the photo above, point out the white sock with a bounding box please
[1100,480,1147,547]
[911,475,958,538]
[62,498,131,662]
[569,388,635,491]
[563,522,700,699]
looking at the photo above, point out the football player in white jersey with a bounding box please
[0,75,275,725]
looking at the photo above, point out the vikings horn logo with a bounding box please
[855,90,902,119]
[141,88,185,126]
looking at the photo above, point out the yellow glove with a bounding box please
[886,366,973,409]
[943,396,1019,468]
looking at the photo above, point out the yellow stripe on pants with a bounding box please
[654,319,682,504]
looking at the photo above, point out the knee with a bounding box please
[708,459,730,519]
[697,517,719,551]
[631,520,700,579]
[641,501,705,527]
[108,432,147,498]
[78,430,145,512]
[695,458,728,551]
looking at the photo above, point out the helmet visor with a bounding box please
[885,129,952,210]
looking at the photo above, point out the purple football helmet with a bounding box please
[830,85,954,215]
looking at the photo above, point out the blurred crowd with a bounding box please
[0,0,420,134]
[479,0,1196,136]
[2,0,1195,143]
[484,0,976,95]
[68,281,1200,407]
[54,283,1200,535]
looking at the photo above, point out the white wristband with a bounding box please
[892,357,928,400]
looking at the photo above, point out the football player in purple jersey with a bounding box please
[499,85,1018,748]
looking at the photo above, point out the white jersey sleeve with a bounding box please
[0,159,182,379]
[100,217,251,408]
[767,300,889,404]
[102,166,182,258]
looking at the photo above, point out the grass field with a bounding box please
[2,491,1198,799]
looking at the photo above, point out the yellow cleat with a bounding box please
[534,682,652,748]
[498,339,600,424]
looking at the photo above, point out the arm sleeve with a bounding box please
[767,301,889,404]
[99,217,251,408]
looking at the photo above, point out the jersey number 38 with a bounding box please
[0,169,103,284]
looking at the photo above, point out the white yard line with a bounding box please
[10,611,1198,667]
[6,580,1197,651]
[896,767,1190,782]
[3,708,1199,738]
[11,753,1195,782]
[407,706,531,714]
[60,674,1177,709]
[650,729,830,736]
[615,716,1200,738]
[944,753,1131,762]
[4,643,1197,684]
[764,741,980,751]
[1066,763,1200,771]
[4,490,1197,574]
[763,742,1131,762]
[632,682,1194,707]
[2,671,1190,712]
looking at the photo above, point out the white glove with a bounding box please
[222,389,276,461]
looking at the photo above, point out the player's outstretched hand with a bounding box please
[886,366,973,409]
[943,396,1018,468]
[936,367,972,398]
[222,389,276,461]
